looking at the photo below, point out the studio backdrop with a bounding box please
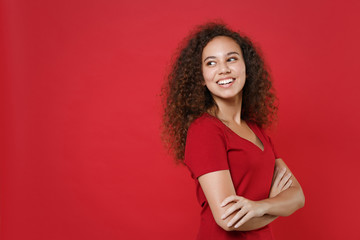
[1,0,360,239]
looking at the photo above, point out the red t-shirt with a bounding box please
[184,113,278,240]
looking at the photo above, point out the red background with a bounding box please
[1,0,360,239]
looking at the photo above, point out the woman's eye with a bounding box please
[228,57,237,62]
[206,61,216,66]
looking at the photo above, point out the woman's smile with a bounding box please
[202,36,246,101]
[217,77,236,87]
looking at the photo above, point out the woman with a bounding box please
[162,22,305,239]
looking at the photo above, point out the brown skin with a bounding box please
[162,22,277,163]
[161,22,304,231]
[199,158,304,231]
[196,36,304,231]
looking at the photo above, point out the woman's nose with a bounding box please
[219,62,230,74]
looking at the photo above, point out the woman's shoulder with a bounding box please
[189,113,223,129]
[187,113,225,137]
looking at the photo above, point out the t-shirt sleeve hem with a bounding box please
[184,116,229,180]
[191,167,230,180]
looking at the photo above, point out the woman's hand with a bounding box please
[198,170,279,231]
[269,167,292,198]
[220,196,269,229]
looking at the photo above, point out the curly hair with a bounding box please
[161,22,278,163]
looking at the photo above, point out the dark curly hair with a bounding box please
[161,22,278,163]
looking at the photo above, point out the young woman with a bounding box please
[162,22,305,240]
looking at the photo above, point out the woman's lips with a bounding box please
[217,78,235,88]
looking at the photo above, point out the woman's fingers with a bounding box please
[269,167,290,198]
[271,167,279,184]
[221,200,243,220]
[283,179,293,190]
[221,195,241,207]
[226,207,247,227]
[234,211,255,228]
[279,172,292,189]
[220,197,266,228]
[273,167,286,188]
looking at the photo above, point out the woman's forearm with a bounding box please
[218,201,278,231]
[235,183,305,231]
[262,185,305,217]
[233,185,304,231]
[224,186,303,231]
[220,179,304,231]
[232,214,277,231]
[261,158,306,217]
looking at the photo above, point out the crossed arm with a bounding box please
[198,158,305,231]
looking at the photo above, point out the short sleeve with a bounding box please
[184,117,229,179]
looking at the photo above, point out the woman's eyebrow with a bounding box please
[227,51,240,56]
[203,52,240,62]
[203,56,216,62]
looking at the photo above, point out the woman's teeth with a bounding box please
[217,78,234,85]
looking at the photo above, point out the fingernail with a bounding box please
[221,215,225,219]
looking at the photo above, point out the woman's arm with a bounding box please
[198,170,272,231]
[221,158,305,229]
[198,164,292,232]
[260,158,305,216]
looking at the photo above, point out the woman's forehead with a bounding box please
[202,36,241,58]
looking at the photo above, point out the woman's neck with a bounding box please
[212,94,243,125]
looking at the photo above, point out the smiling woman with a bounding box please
[161,22,304,240]
[201,36,246,104]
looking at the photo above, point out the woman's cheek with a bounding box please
[203,72,212,84]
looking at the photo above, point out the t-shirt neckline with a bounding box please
[203,112,265,152]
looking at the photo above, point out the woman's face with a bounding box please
[202,36,246,102]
